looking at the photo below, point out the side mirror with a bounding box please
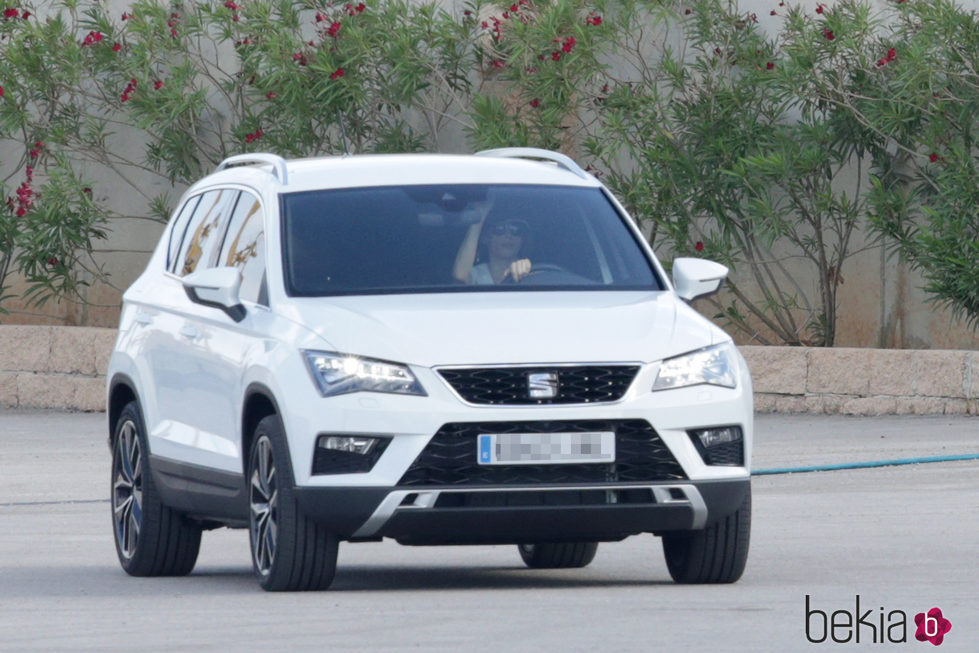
[672,257,728,301]
[182,266,246,322]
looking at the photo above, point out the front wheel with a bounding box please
[661,488,751,584]
[518,542,598,569]
[110,401,201,576]
[248,414,338,591]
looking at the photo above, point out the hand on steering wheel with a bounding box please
[501,258,532,283]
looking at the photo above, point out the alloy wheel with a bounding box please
[112,419,143,560]
[249,436,278,576]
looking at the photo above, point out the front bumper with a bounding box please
[295,477,750,544]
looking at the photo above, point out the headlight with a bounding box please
[303,350,426,397]
[652,343,738,391]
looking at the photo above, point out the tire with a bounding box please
[248,414,338,591]
[662,487,751,584]
[110,401,202,576]
[518,542,598,569]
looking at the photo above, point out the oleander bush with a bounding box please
[0,0,975,338]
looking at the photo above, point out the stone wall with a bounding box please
[0,326,976,415]
[0,326,115,412]
[742,346,978,415]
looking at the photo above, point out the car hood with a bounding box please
[282,291,722,368]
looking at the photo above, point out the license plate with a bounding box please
[477,432,615,465]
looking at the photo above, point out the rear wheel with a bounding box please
[662,488,751,584]
[518,542,598,569]
[110,401,201,576]
[248,414,338,591]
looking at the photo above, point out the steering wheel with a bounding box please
[501,263,571,284]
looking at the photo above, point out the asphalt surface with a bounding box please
[1,410,977,651]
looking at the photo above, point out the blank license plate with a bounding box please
[477,432,615,465]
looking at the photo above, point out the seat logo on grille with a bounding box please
[527,372,559,399]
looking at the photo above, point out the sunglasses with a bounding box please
[488,220,529,237]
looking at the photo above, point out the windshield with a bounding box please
[281,184,663,296]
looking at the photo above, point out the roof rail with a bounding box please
[475,147,591,180]
[214,153,289,185]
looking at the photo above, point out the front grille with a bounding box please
[438,365,640,405]
[398,420,686,486]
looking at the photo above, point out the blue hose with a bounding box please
[753,453,979,476]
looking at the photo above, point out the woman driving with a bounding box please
[453,215,533,284]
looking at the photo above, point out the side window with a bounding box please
[218,193,266,305]
[166,196,201,272]
[173,189,240,277]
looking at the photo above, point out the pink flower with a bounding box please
[224,1,240,9]
[586,14,602,26]
[551,51,561,61]
[154,80,164,90]
[816,4,825,13]
[695,241,704,252]
[82,31,104,46]
[326,21,341,38]
[529,98,540,108]
[0,86,4,97]
[112,42,122,52]
[266,91,277,99]
[3,8,19,19]
[823,29,835,40]
[766,62,774,69]
[928,153,939,163]
[562,36,576,53]
[330,67,344,80]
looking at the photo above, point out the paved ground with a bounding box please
[1,410,977,651]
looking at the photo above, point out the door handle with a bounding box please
[179,325,200,340]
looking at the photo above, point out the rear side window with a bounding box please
[171,189,240,276]
[166,196,201,271]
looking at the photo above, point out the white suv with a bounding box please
[107,148,752,591]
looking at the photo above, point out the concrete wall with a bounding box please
[0,326,975,415]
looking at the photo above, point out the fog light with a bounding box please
[313,435,390,475]
[318,435,382,455]
[688,426,744,466]
[693,427,741,449]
